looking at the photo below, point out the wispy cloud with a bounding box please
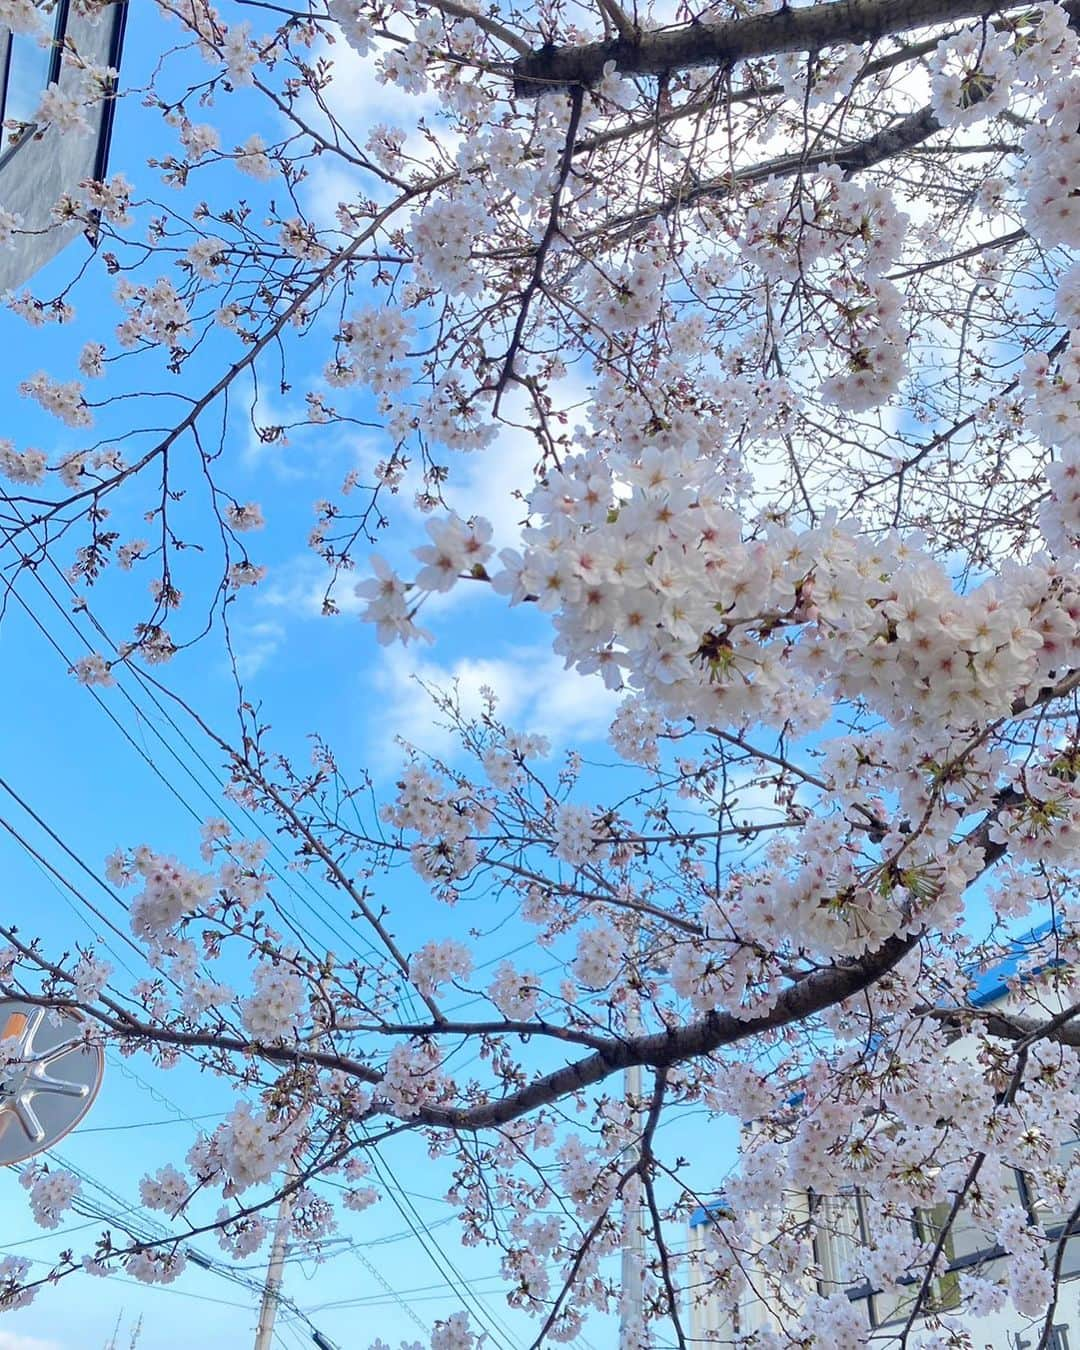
[295,37,455,228]
[0,1331,65,1350]
[257,550,376,622]
[229,619,288,679]
[365,642,617,770]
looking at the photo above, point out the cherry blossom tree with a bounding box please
[2,0,1080,1343]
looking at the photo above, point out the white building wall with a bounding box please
[687,973,1080,1346]
[0,0,128,291]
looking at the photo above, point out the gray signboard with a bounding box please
[0,1000,104,1165]
[0,0,127,292]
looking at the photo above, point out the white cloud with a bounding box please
[365,642,617,769]
[301,159,369,233]
[374,377,593,627]
[295,37,456,228]
[236,390,339,480]
[0,1331,65,1350]
[343,384,556,564]
[258,552,371,620]
[306,38,439,135]
[254,373,590,630]
[229,619,288,679]
[439,377,594,548]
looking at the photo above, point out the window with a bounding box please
[873,1209,961,1327]
[0,1,70,157]
[814,1191,863,1291]
[810,1189,875,1329]
[914,1204,962,1312]
[1014,1329,1070,1350]
[873,1200,968,1327]
[1036,1136,1080,1230]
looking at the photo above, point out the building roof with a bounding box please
[690,1197,733,1228]
[967,918,1057,1007]
[690,919,1063,1227]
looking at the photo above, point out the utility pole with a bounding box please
[103,1310,122,1350]
[254,1020,324,1350]
[619,931,647,1350]
[253,1171,295,1350]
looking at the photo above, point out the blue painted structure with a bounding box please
[690,919,1065,1228]
[968,918,1058,1007]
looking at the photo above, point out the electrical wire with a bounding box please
[5,575,390,976]
[1,823,527,1343]
[357,1130,518,1349]
[4,1250,259,1310]
[78,1112,227,1133]
[0,805,145,966]
[0,813,145,981]
[350,1244,431,1336]
[26,1150,345,1346]
[0,521,607,1343]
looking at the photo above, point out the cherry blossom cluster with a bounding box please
[19,373,92,429]
[240,959,308,1041]
[20,1165,81,1230]
[139,1163,190,1217]
[408,938,473,997]
[374,445,1080,761]
[122,1248,187,1285]
[930,27,1017,126]
[114,277,194,350]
[4,0,1080,1341]
[738,170,909,410]
[113,847,218,948]
[33,60,118,137]
[381,761,493,883]
[186,1101,304,1197]
[0,0,44,33]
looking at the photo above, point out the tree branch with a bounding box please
[512,0,1080,94]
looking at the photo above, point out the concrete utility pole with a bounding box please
[254,1020,324,1350]
[253,1174,295,1350]
[619,936,647,1350]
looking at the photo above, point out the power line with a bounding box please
[357,1128,518,1349]
[29,1150,342,1347]
[6,1250,258,1310]
[0,540,364,975]
[0,1220,101,1249]
[0,602,488,1339]
[0,812,144,981]
[350,1244,430,1337]
[0,774,132,919]
[0,803,144,966]
[6,530,398,969]
[0,522,560,1342]
[78,1112,226,1134]
[5,574,387,975]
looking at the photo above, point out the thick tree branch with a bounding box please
[406,673,1078,1133]
[494,83,586,404]
[927,1006,1080,1048]
[586,102,967,249]
[513,0,1080,94]
[416,928,920,1131]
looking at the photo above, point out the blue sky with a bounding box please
[6,0,1052,1343]
[0,7,746,1347]
[0,276,620,1350]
